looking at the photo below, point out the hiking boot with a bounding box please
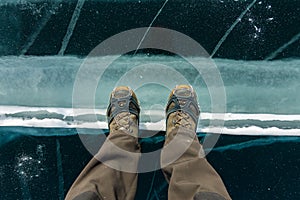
[165,85,200,136]
[106,86,140,137]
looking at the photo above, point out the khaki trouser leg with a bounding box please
[65,131,141,200]
[161,127,231,200]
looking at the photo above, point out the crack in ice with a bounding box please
[207,136,300,152]
[210,0,257,58]
[20,1,62,55]
[58,0,85,55]
[56,139,65,200]
[265,31,300,60]
[134,0,169,55]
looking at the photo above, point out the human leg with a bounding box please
[161,85,231,200]
[65,87,141,200]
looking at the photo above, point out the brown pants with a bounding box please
[65,128,231,200]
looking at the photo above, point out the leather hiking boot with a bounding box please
[165,85,200,136]
[106,86,140,137]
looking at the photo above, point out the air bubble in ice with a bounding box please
[15,154,44,181]
[36,144,45,160]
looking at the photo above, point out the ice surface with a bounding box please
[1,105,300,135]
[0,56,299,114]
[0,0,299,59]
[0,55,299,135]
[0,1,299,199]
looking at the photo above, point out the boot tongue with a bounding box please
[178,99,187,106]
[174,87,192,107]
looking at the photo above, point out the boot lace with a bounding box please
[111,112,136,133]
[172,111,192,129]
